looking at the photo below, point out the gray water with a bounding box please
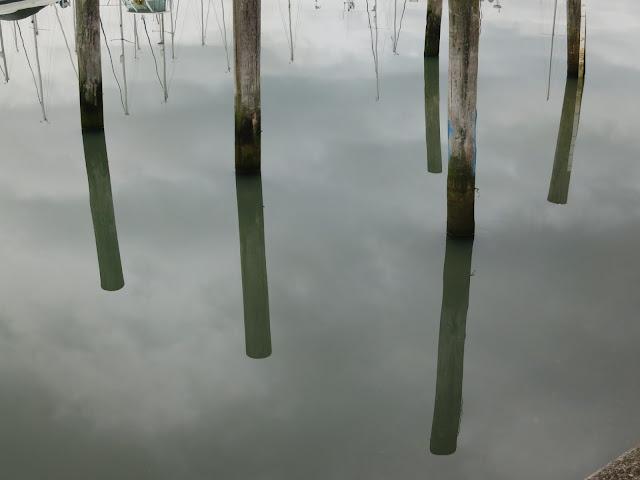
[1,1,639,478]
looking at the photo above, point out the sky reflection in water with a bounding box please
[1,0,640,479]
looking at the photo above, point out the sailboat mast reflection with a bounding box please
[366,0,379,100]
[236,175,271,359]
[424,57,442,173]
[0,23,8,82]
[82,132,125,291]
[430,236,473,455]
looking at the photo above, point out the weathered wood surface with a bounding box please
[424,57,442,173]
[579,5,586,77]
[82,131,124,291]
[76,0,103,130]
[430,236,473,455]
[548,77,584,204]
[586,445,640,480]
[446,0,480,237]
[236,174,271,359]
[424,0,442,57]
[234,0,261,173]
[567,0,581,77]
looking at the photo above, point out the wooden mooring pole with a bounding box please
[82,131,125,291]
[76,0,104,130]
[430,236,473,455]
[236,175,271,359]
[446,0,480,237]
[424,57,442,173]
[567,0,581,78]
[234,0,261,173]
[424,0,442,57]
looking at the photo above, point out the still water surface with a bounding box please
[1,0,639,478]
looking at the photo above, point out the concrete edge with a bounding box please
[586,445,640,480]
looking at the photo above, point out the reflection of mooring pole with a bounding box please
[118,0,129,114]
[548,7,585,204]
[236,175,271,359]
[0,23,9,82]
[424,57,442,173]
[547,77,584,204]
[430,236,473,455]
[82,131,125,291]
[32,15,47,121]
[234,0,261,172]
[446,0,480,237]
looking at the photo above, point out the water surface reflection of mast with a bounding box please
[123,0,172,102]
[391,0,407,54]
[236,175,271,359]
[0,23,9,82]
[161,12,167,101]
[366,0,379,100]
[430,236,473,455]
[32,14,47,121]
[287,0,293,61]
[118,0,129,114]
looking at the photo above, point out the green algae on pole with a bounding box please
[446,0,480,237]
[430,236,473,455]
[82,131,125,291]
[547,77,584,205]
[76,0,103,130]
[234,0,261,173]
[236,175,271,359]
[424,0,441,57]
[424,57,442,173]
